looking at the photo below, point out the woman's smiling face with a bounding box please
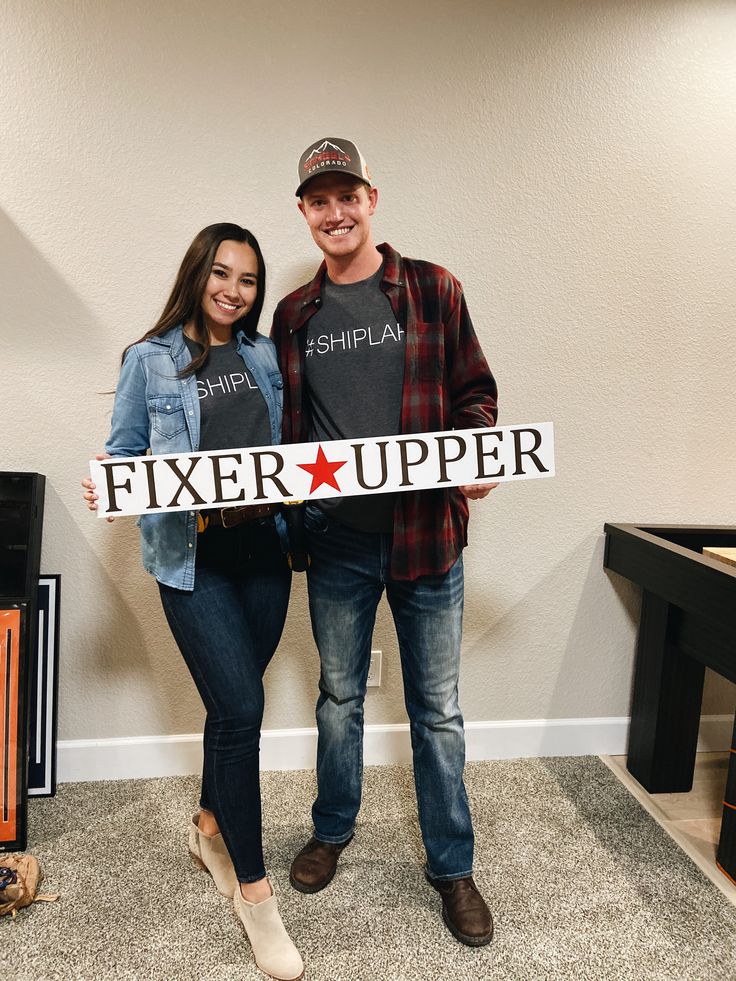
[200,240,259,331]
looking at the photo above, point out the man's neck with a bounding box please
[324,243,382,285]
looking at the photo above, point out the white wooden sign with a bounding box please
[90,423,554,518]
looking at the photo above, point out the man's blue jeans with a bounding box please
[304,504,474,880]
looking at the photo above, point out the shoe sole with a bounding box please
[441,906,493,947]
[425,872,494,947]
[288,865,337,894]
[254,961,304,981]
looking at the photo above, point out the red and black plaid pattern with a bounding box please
[270,243,498,580]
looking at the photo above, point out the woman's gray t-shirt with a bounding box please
[184,335,271,453]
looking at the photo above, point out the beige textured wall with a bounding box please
[1,0,734,742]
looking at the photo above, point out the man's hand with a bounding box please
[459,482,499,500]
[82,453,115,521]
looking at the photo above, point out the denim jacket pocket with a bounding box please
[148,395,188,439]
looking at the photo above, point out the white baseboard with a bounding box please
[56,714,733,784]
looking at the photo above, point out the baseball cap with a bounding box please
[296,138,372,197]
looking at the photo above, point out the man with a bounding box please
[271,138,498,947]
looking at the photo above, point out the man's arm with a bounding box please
[268,304,285,358]
[443,283,499,499]
[445,287,498,431]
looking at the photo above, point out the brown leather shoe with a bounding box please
[426,873,494,946]
[289,835,354,893]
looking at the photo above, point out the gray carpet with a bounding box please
[3,758,736,980]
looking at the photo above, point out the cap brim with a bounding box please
[296,171,372,197]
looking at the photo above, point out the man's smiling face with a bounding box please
[298,174,378,262]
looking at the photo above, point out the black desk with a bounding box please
[603,523,736,885]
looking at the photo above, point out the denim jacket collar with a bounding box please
[148,323,256,358]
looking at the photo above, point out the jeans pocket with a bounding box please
[304,503,329,534]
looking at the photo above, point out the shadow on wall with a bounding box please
[464,528,735,728]
[0,211,197,738]
[0,207,115,449]
[43,484,180,737]
[0,209,99,352]
[551,533,641,717]
[462,531,642,722]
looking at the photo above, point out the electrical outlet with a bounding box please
[367,649,382,687]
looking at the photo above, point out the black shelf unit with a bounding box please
[603,522,736,886]
[0,472,45,852]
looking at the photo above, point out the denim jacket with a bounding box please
[105,324,285,590]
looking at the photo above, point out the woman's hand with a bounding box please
[82,453,115,521]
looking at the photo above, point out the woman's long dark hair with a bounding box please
[123,223,266,376]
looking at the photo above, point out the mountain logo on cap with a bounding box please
[304,140,352,171]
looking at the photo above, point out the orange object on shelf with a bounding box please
[1,609,21,846]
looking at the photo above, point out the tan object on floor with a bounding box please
[602,753,736,905]
[188,815,238,898]
[0,854,59,919]
[702,546,736,569]
[234,885,304,981]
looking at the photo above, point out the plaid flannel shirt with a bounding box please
[270,242,498,580]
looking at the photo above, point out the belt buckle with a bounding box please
[220,507,241,529]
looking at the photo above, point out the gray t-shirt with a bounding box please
[304,265,406,532]
[184,336,271,452]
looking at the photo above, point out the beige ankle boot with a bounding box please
[234,884,304,981]
[188,814,238,898]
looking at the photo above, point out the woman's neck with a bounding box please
[183,318,233,347]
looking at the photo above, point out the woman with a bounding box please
[83,224,303,981]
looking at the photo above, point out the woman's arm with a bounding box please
[105,346,152,458]
[82,346,151,517]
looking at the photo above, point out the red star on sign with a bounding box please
[297,445,348,493]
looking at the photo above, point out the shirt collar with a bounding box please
[377,242,403,288]
[298,242,403,307]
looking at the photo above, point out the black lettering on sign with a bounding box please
[165,457,206,507]
[101,460,136,513]
[397,439,429,487]
[211,454,246,505]
[251,451,291,500]
[435,435,466,483]
[512,428,548,476]
[474,431,504,479]
[141,458,160,510]
[352,441,390,490]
